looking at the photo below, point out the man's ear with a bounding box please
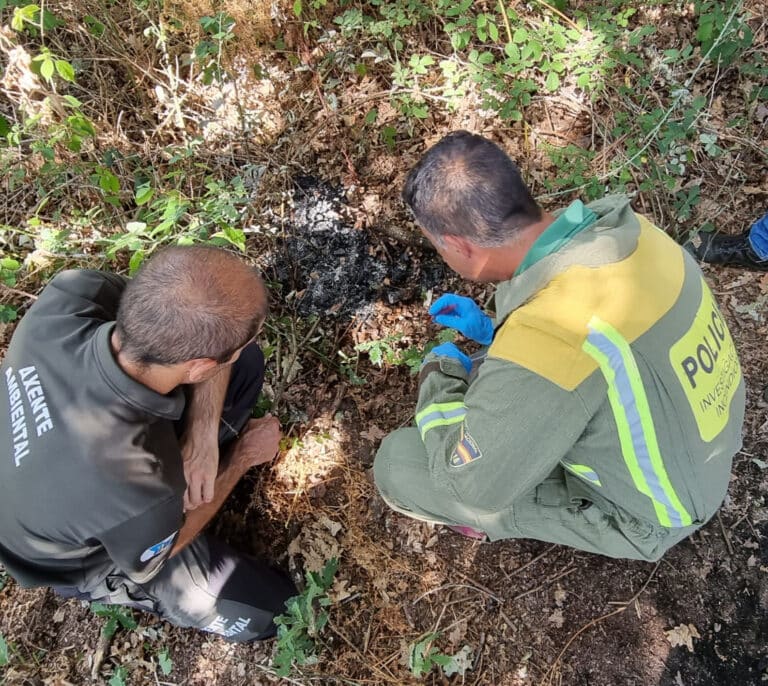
[183,357,219,383]
[443,234,475,258]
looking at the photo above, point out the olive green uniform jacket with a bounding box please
[374,196,745,561]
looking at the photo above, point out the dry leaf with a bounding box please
[760,273,768,294]
[447,620,468,646]
[554,587,567,606]
[665,623,701,652]
[287,521,342,573]
[319,515,342,536]
[360,424,386,442]
[548,609,564,628]
[329,578,356,602]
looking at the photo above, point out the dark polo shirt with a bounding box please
[0,270,186,591]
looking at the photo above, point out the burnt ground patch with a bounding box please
[265,176,445,320]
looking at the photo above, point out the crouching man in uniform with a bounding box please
[0,246,295,641]
[374,131,746,561]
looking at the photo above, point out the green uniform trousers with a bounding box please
[374,428,701,562]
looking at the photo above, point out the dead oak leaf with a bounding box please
[665,623,701,652]
[548,609,565,628]
[360,424,386,442]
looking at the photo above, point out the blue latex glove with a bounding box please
[429,293,494,345]
[428,342,472,375]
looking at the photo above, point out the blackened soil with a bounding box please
[267,176,445,318]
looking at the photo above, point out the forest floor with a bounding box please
[1,0,767,684]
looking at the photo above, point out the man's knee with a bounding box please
[231,343,265,395]
[220,343,266,442]
[146,537,296,642]
[373,427,424,507]
[373,429,407,492]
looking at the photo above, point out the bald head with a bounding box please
[116,246,267,366]
[403,130,542,246]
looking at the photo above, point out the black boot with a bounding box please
[686,230,768,271]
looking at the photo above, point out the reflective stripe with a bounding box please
[563,462,602,487]
[415,401,467,440]
[582,316,692,528]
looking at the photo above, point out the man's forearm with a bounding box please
[186,366,232,437]
[180,366,233,508]
[171,415,280,555]
[171,448,249,555]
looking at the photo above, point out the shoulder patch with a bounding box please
[450,427,482,467]
[140,531,177,563]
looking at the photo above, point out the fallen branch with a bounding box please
[0,283,38,300]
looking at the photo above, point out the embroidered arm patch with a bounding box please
[450,427,482,467]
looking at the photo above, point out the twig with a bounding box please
[728,511,750,532]
[0,284,38,300]
[536,0,581,32]
[413,583,501,605]
[454,569,503,603]
[542,562,661,685]
[498,0,513,44]
[272,317,321,412]
[512,567,575,602]
[502,544,557,580]
[717,512,735,557]
[90,630,112,680]
[249,660,362,685]
[327,620,399,683]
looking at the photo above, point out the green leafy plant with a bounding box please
[1,256,20,287]
[0,631,10,667]
[100,172,250,270]
[0,257,22,323]
[0,304,17,323]
[90,603,138,640]
[30,48,75,84]
[355,328,457,375]
[193,12,236,84]
[10,3,63,34]
[108,665,128,686]
[355,334,409,368]
[407,631,473,678]
[272,558,338,677]
[338,349,367,386]
[694,0,752,65]
[674,185,701,224]
[156,647,173,676]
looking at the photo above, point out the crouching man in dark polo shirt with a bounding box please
[0,246,295,641]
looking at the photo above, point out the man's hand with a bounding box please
[429,293,494,345]
[232,415,282,470]
[428,342,472,375]
[181,432,219,511]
